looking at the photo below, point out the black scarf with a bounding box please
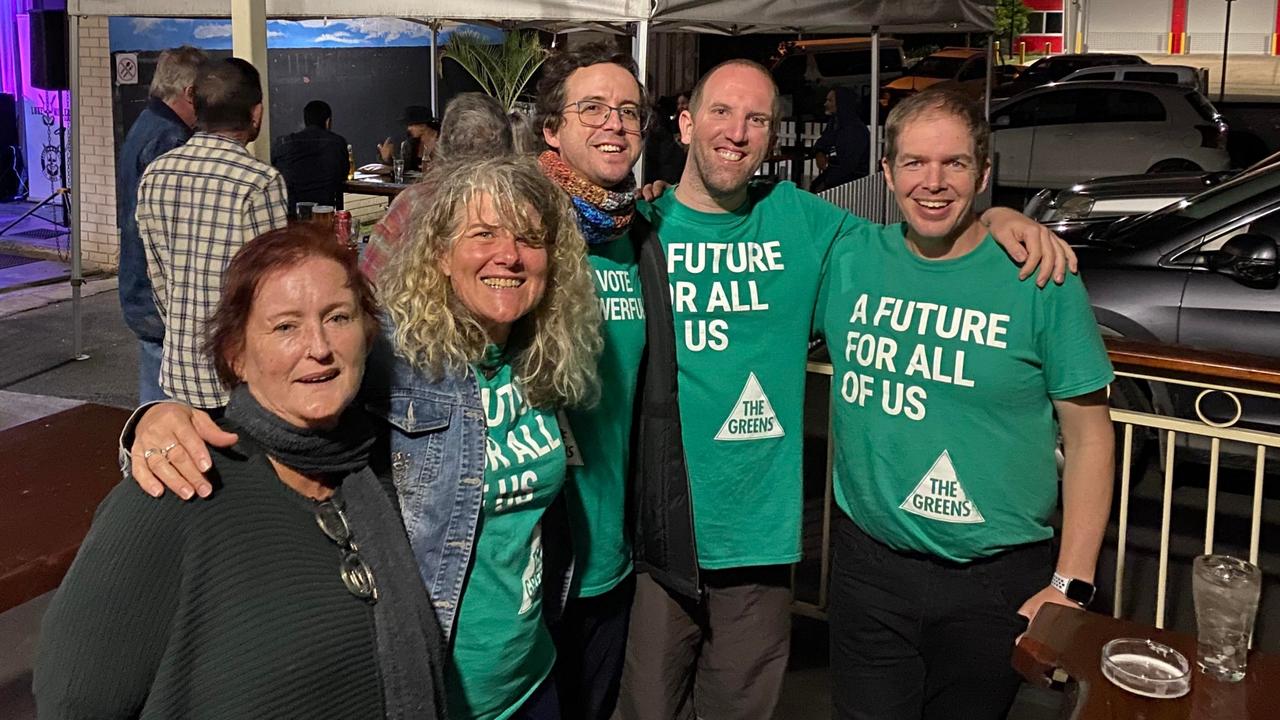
[224,385,446,719]
[224,384,376,476]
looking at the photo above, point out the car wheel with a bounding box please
[1147,159,1202,173]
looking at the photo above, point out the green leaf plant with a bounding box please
[443,30,548,114]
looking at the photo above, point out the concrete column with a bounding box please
[232,0,270,161]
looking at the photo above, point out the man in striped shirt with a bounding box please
[139,58,289,411]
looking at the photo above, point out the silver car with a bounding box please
[991,81,1231,190]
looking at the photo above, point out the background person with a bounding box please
[138,57,289,413]
[361,93,515,280]
[809,87,870,194]
[817,87,1115,720]
[272,99,349,215]
[378,105,440,173]
[35,226,446,720]
[116,45,207,404]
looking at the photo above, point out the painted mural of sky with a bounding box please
[108,17,504,52]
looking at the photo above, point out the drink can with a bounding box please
[335,210,352,242]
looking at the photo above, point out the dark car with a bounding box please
[1030,151,1280,243]
[1028,171,1234,223]
[1074,162,1280,449]
[991,53,1148,103]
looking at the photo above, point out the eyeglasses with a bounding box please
[562,100,648,133]
[314,498,379,603]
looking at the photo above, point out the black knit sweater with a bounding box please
[34,445,427,719]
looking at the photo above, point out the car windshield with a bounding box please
[910,56,966,79]
[1017,59,1063,83]
[1107,166,1280,247]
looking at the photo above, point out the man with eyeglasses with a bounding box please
[531,43,650,720]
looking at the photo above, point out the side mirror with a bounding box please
[1207,232,1279,288]
[992,115,1012,128]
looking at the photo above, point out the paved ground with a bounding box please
[0,282,135,408]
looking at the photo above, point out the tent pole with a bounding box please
[984,36,993,119]
[232,0,270,161]
[869,28,879,179]
[632,19,650,183]
[68,12,86,361]
[430,22,439,117]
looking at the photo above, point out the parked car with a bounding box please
[1027,171,1234,223]
[1073,161,1280,447]
[1059,63,1207,94]
[879,47,986,111]
[1026,151,1280,231]
[770,37,905,119]
[990,52,1148,102]
[990,82,1230,190]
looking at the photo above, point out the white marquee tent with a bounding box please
[59,0,994,356]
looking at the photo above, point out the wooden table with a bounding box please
[1015,603,1280,718]
[0,404,131,612]
[344,177,408,197]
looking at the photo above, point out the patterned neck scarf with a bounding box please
[539,150,637,245]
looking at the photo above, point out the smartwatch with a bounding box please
[1051,572,1096,607]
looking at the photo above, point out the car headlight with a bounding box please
[1049,195,1096,221]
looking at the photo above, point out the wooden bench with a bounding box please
[0,404,131,613]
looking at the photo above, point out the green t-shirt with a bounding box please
[563,237,645,597]
[447,350,566,720]
[645,182,875,569]
[816,225,1114,563]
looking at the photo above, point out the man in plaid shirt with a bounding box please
[139,58,289,411]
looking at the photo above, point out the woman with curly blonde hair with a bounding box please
[379,156,600,409]
[364,155,601,720]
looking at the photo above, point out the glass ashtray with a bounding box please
[1101,638,1191,699]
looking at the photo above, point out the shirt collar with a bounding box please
[146,96,190,130]
[188,131,253,156]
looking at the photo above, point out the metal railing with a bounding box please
[793,338,1280,636]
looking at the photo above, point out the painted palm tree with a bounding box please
[443,30,548,114]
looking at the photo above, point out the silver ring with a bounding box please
[143,447,161,460]
[161,442,178,457]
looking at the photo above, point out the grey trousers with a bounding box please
[617,567,792,720]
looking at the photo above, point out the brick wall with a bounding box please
[76,15,118,272]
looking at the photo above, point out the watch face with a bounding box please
[1066,579,1095,606]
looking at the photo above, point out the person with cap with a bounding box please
[378,105,440,174]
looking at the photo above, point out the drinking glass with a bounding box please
[1192,554,1262,682]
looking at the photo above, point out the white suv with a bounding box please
[1060,64,1206,94]
[990,81,1230,190]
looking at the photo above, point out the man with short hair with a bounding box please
[532,43,649,720]
[271,99,348,214]
[816,87,1114,720]
[622,59,1076,720]
[138,57,288,412]
[116,45,207,404]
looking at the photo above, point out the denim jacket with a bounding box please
[363,330,573,641]
[117,98,192,342]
